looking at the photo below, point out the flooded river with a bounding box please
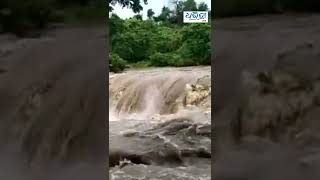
[109,66,212,180]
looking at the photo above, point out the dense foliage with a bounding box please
[109,53,128,73]
[108,0,147,13]
[109,0,211,72]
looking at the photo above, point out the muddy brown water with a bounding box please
[0,25,108,179]
[213,14,320,180]
[109,67,211,179]
[213,13,320,151]
[0,14,320,179]
[214,14,320,112]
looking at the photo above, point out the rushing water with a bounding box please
[109,66,211,179]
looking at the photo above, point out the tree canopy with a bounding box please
[108,0,148,13]
[109,0,211,72]
[147,9,155,19]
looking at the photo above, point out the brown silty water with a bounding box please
[0,25,107,179]
[109,66,212,180]
[109,66,211,121]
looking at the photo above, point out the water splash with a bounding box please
[109,67,211,122]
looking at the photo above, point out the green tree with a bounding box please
[133,14,143,20]
[183,0,197,11]
[170,0,184,24]
[111,19,155,63]
[165,0,209,25]
[108,0,148,13]
[109,0,211,68]
[153,26,182,53]
[147,8,155,19]
[198,2,209,11]
[154,6,172,22]
[109,53,128,73]
[178,24,211,65]
[109,13,125,38]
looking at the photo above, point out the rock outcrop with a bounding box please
[185,75,211,111]
[109,117,211,180]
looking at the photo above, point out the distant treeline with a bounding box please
[109,0,211,72]
[0,0,105,36]
[214,0,320,17]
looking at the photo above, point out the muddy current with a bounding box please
[213,15,320,179]
[0,26,107,179]
[108,67,212,180]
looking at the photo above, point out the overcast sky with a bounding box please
[110,0,211,20]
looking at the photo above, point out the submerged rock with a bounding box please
[109,67,211,179]
[109,118,211,179]
[109,67,210,115]
[110,163,211,180]
[185,75,211,110]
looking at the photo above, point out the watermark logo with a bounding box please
[183,11,208,23]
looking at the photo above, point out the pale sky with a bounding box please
[110,0,211,20]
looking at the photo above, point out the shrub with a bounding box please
[178,24,211,65]
[109,53,128,73]
[150,52,186,67]
[153,26,182,53]
[111,19,155,63]
[129,61,151,69]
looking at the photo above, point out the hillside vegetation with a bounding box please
[109,0,211,72]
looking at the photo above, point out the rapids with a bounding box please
[109,66,212,179]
